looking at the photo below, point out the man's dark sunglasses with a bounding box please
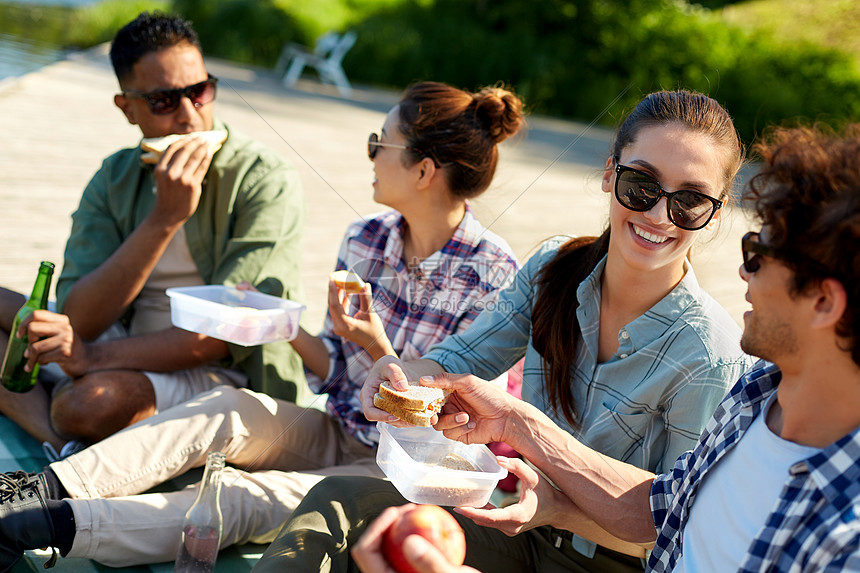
[614,162,724,231]
[122,75,218,115]
[741,231,777,273]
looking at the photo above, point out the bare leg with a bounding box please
[51,369,156,443]
[0,325,67,449]
[1,288,154,446]
[0,379,65,449]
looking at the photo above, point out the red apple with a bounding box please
[381,505,466,573]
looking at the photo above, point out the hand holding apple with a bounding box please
[382,505,466,573]
[353,504,477,573]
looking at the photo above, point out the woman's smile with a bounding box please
[631,223,671,245]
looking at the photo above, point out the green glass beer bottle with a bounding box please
[1,261,55,392]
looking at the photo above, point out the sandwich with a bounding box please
[140,129,228,164]
[330,269,366,294]
[373,380,451,427]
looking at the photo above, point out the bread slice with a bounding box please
[373,393,436,427]
[330,270,365,294]
[140,129,228,164]
[379,380,450,413]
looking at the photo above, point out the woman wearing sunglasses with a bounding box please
[251,90,755,573]
[282,80,525,451]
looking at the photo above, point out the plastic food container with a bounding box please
[376,422,507,507]
[166,286,305,346]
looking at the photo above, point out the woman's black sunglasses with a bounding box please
[741,231,777,273]
[614,162,723,231]
[367,132,413,160]
[367,133,440,166]
[122,74,218,115]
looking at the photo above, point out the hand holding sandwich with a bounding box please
[360,356,446,427]
[327,279,395,361]
[360,361,518,442]
[150,136,214,228]
[421,373,518,447]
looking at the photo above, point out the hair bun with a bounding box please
[473,86,525,144]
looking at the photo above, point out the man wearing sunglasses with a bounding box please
[0,12,306,457]
[350,123,860,572]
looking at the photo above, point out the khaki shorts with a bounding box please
[42,322,247,413]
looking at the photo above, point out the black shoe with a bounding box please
[0,471,58,571]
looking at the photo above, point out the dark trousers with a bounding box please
[252,476,646,573]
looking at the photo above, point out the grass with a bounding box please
[721,0,860,68]
[273,0,405,39]
[3,0,859,72]
[0,0,167,49]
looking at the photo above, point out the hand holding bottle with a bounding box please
[1,261,53,392]
[19,310,89,379]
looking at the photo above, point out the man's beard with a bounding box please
[740,310,798,362]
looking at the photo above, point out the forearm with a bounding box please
[507,404,657,543]
[62,217,180,339]
[365,333,396,362]
[544,483,652,556]
[556,509,654,558]
[289,327,331,379]
[86,327,230,372]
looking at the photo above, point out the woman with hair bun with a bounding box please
[0,82,527,568]
[285,79,526,454]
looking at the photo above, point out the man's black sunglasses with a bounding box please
[121,75,218,115]
[614,161,724,231]
[741,231,776,273]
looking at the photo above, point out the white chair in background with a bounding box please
[276,31,357,97]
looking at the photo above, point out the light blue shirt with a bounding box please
[425,237,753,558]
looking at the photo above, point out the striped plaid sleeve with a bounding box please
[650,449,695,530]
[424,240,550,379]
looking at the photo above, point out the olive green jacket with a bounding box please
[57,119,308,402]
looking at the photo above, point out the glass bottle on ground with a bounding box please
[174,451,226,573]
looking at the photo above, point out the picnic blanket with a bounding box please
[0,416,267,572]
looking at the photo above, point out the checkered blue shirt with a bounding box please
[649,360,860,571]
[306,208,519,447]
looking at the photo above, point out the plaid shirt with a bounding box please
[306,208,519,447]
[650,360,860,572]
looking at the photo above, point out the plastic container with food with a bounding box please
[166,285,305,346]
[376,422,507,507]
